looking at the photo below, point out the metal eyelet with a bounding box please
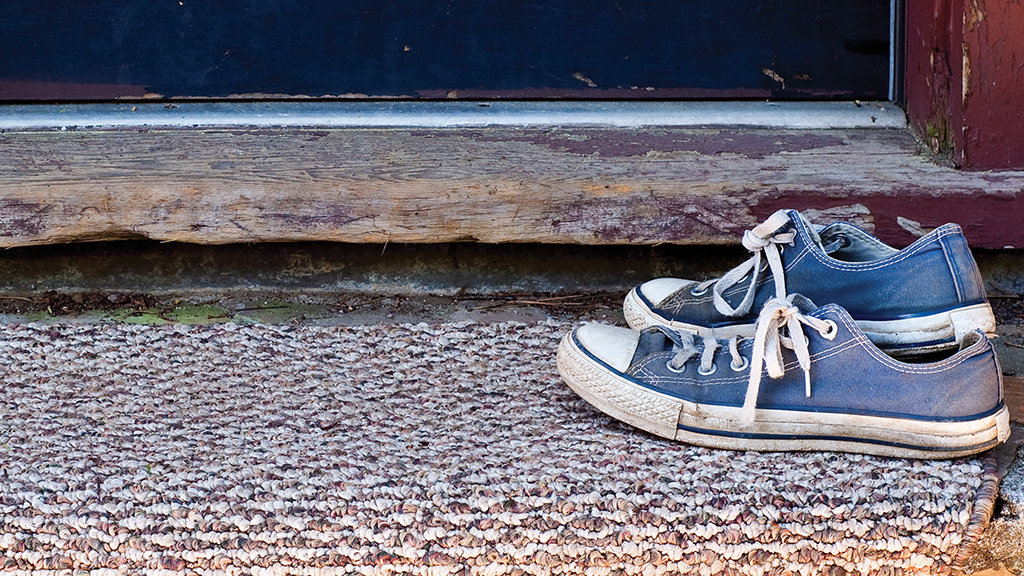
[666,360,687,374]
[689,285,709,296]
[697,364,718,376]
[730,357,749,372]
[819,320,838,340]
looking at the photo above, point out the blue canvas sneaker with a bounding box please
[623,210,995,356]
[559,295,1010,458]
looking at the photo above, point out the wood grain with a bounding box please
[2,127,1023,248]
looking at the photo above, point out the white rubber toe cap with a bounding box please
[574,323,641,373]
[636,278,694,306]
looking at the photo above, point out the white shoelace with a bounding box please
[688,210,819,317]
[666,295,837,426]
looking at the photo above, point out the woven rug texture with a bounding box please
[0,320,999,576]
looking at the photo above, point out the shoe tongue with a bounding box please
[631,329,673,364]
[788,293,818,314]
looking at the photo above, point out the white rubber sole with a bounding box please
[557,331,1010,459]
[623,289,997,356]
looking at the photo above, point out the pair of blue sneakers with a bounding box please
[557,209,1010,458]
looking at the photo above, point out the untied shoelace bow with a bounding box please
[688,210,823,317]
[665,294,837,426]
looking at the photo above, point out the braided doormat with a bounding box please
[0,320,998,576]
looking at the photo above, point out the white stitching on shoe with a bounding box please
[800,224,961,272]
[633,300,988,417]
[803,306,983,374]
[938,233,966,302]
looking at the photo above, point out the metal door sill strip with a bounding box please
[0,100,906,130]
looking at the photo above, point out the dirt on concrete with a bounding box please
[0,290,625,321]
[994,296,1024,327]
[3,288,1022,323]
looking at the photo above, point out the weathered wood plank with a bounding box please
[1,127,1023,248]
[906,0,1024,169]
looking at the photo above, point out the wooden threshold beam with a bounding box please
[1,126,1023,249]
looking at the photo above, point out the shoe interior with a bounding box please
[818,222,900,263]
[893,331,984,364]
[958,330,985,351]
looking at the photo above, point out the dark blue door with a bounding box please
[0,1,889,101]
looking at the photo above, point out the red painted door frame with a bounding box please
[905,0,1024,170]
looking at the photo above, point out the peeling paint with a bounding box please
[963,41,972,105]
[3,127,1022,248]
[468,130,845,159]
[581,184,635,196]
[966,0,986,31]
[571,73,598,88]
[753,190,1024,248]
[0,80,149,100]
[762,68,786,89]
[0,200,52,238]
[896,216,937,238]
[413,87,772,100]
[801,204,875,234]
[554,195,758,244]
[264,206,366,231]
[909,0,1023,169]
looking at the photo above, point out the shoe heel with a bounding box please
[950,303,996,341]
[996,404,1011,443]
